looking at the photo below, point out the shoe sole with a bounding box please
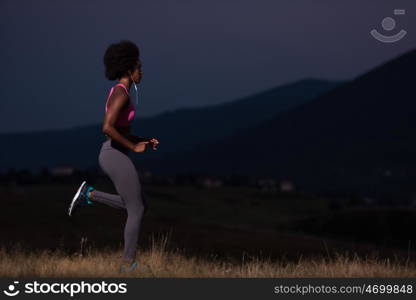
[68,180,87,216]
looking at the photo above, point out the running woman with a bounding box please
[67,40,159,273]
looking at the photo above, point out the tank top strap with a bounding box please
[115,83,129,95]
[105,87,115,111]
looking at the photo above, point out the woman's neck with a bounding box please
[118,78,132,91]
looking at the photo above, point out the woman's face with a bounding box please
[131,61,143,84]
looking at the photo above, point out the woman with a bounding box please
[67,40,159,273]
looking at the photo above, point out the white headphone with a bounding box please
[129,71,139,105]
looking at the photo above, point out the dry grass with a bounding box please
[1,232,415,278]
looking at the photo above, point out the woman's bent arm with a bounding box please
[127,134,149,143]
[102,87,136,151]
[102,126,135,151]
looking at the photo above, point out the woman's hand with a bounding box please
[133,141,150,153]
[148,138,159,150]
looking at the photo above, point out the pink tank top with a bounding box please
[105,83,136,126]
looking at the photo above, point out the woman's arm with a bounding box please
[127,134,150,143]
[102,87,136,151]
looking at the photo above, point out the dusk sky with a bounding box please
[1,0,415,133]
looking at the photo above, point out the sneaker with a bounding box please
[119,261,139,273]
[68,181,94,216]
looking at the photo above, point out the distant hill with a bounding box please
[0,79,338,172]
[143,49,416,199]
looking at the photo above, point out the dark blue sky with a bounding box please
[1,0,415,133]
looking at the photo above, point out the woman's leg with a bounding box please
[96,148,150,212]
[98,148,146,262]
[90,190,125,209]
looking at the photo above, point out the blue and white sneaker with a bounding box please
[68,181,94,216]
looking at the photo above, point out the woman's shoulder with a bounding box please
[106,86,130,110]
[114,83,129,96]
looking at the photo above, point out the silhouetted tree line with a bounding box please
[1,167,412,208]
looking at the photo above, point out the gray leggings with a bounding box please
[95,139,148,261]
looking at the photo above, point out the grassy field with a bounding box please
[1,232,415,278]
[1,180,416,277]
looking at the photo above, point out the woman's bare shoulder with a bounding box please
[108,86,129,108]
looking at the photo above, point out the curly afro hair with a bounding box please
[103,40,140,80]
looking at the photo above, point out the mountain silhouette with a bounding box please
[0,79,338,172]
[144,49,416,199]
